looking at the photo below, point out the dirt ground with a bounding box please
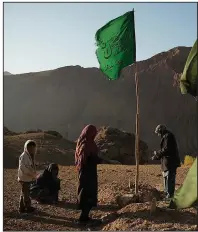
[4,165,197,231]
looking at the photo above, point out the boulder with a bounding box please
[95,126,149,165]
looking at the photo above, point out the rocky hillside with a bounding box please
[4,46,197,160]
[4,131,76,168]
[4,127,149,168]
[4,126,17,136]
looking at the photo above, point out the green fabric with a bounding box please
[180,40,197,97]
[95,11,136,80]
[172,158,197,209]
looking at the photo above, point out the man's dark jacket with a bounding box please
[154,130,181,172]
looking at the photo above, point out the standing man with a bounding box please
[151,125,181,200]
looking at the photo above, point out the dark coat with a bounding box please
[154,130,181,172]
[77,154,102,210]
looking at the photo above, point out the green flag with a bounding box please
[172,158,197,209]
[180,40,197,97]
[95,11,136,80]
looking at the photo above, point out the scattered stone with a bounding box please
[116,194,139,208]
[115,185,163,208]
[101,212,118,223]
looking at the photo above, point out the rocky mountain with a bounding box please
[4,46,197,160]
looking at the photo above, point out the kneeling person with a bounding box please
[30,163,60,204]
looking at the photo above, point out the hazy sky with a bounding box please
[4,2,197,74]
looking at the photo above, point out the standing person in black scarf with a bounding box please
[30,163,60,204]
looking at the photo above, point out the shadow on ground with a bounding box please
[119,207,197,226]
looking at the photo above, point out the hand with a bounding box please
[151,156,155,161]
[153,151,157,155]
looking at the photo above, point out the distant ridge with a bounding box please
[4,46,196,160]
[4,71,12,76]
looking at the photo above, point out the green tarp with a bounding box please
[180,40,197,97]
[172,158,197,209]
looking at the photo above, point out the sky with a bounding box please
[4,2,197,74]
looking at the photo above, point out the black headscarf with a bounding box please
[36,163,59,189]
[46,163,59,175]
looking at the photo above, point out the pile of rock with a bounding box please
[116,184,162,208]
[95,126,149,165]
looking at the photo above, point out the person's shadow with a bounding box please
[4,210,79,228]
[95,204,119,212]
[119,207,197,226]
[54,200,77,210]
[4,205,196,231]
[54,200,119,212]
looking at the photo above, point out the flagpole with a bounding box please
[134,63,140,195]
[133,8,140,195]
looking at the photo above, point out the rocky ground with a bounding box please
[4,165,197,231]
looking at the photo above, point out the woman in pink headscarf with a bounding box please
[75,125,103,224]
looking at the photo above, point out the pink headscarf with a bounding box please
[75,125,98,171]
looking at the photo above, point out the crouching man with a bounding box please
[151,125,181,200]
[18,140,37,213]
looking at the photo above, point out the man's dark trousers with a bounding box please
[162,169,177,198]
